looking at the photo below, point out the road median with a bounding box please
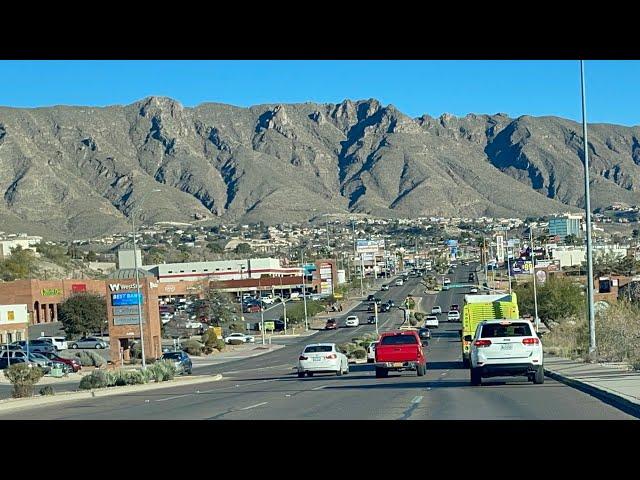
[0,373,223,413]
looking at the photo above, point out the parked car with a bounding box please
[448,311,461,322]
[69,337,108,349]
[0,350,51,371]
[161,351,193,374]
[185,321,203,329]
[325,318,337,330]
[224,333,255,344]
[345,315,360,327]
[37,336,68,350]
[9,340,56,353]
[244,304,262,313]
[425,315,439,328]
[367,342,378,363]
[0,357,26,369]
[431,306,442,315]
[469,319,544,386]
[260,295,275,304]
[39,351,81,372]
[297,343,349,377]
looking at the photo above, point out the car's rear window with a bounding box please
[162,353,182,359]
[480,323,532,338]
[304,345,334,353]
[380,335,418,345]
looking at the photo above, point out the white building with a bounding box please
[551,245,630,268]
[0,236,42,260]
[145,257,301,282]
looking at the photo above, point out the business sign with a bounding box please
[41,288,62,297]
[356,239,385,253]
[496,235,505,263]
[113,316,143,326]
[319,262,333,295]
[113,305,139,316]
[112,292,143,306]
[108,283,141,292]
[536,270,547,284]
[263,321,275,331]
[71,284,87,293]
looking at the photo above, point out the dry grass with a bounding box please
[543,302,640,369]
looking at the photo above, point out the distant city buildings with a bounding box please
[548,214,583,239]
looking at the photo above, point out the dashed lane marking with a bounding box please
[240,401,268,410]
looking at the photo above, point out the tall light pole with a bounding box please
[580,60,597,360]
[483,237,489,292]
[529,227,540,332]
[132,188,161,369]
[374,298,379,335]
[505,230,512,294]
[301,250,308,331]
[360,254,365,297]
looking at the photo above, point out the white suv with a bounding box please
[469,319,544,386]
[431,306,442,315]
[345,315,359,327]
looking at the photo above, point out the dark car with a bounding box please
[450,304,460,312]
[418,328,431,345]
[380,303,391,312]
[373,297,382,304]
[39,351,82,373]
[367,315,376,324]
[0,357,26,369]
[161,351,193,374]
[468,273,475,282]
[367,294,375,302]
[388,300,395,307]
[368,303,375,312]
[325,318,337,330]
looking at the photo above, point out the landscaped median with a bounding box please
[0,371,223,413]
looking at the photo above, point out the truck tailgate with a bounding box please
[376,345,420,363]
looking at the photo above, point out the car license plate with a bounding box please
[501,344,513,350]
[313,357,322,362]
[393,362,403,367]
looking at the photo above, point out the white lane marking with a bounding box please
[155,393,192,402]
[411,395,423,404]
[240,401,268,410]
[440,372,447,376]
[312,385,327,391]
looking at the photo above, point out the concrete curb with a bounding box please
[544,366,640,419]
[0,374,223,413]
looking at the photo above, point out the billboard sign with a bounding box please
[319,262,333,295]
[356,239,384,253]
[112,292,143,306]
[113,316,144,326]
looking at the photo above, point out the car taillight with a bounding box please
[522,337,540,345]
[473,339,492,347]
[326,354,337,359]
[299,355,308,361]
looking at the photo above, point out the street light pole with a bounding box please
[132,188,160,369]
[374,299,379,335]
[301,251,308,332]
[360,254,364,297]
[580,60,597,360]
[529,227,540,332]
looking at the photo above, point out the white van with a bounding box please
[37,336,68,350]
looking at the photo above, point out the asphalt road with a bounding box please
[3,265,636,419]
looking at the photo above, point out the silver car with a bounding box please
[69,337,108,349]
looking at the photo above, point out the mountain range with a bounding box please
[1,96,639,239]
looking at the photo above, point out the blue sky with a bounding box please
[0,60,638,125]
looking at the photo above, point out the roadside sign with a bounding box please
[264,321,275,331]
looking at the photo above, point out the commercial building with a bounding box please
[548,214,583,239]
[551,245,629,268]
[144,257,301,283]
[117,243,143,269]
[0,279,106,325]
[0,304,29,344]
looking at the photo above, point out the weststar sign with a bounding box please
[108,283,141,292]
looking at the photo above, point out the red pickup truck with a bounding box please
[374,330,426,378]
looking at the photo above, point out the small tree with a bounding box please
[0,246,39,281]
[235,243,252,255]
[58,293,107,339]
[4,364,45,398]
[85,251,97,262]
[206,242,224,254]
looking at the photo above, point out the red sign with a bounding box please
[72,284,87,293]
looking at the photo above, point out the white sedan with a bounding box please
[447,310,461,322]
[224,333,255,344]
[431,306,442,314]
[345,315,360,327]
[425,315,439,328]
[298,343,349,377]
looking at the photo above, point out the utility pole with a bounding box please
[505,229,512,294]
[483,237,489,292]
[374,300,379,335]
[581,60,597,360]
[360,254,364,297]
[529,227,540,332]
[301,250,308,331]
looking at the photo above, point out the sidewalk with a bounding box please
[544,356,640,418]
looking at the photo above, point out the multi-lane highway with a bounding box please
[3,264,636,419]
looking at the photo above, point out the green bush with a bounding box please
[351,348,367,360]
[150,360,177,381]
[182,339,204,356]
[130,343,142,359]
[4,364,45,398]
[79,370,109,390]
[414,312,425,322]
[39,385,55,396]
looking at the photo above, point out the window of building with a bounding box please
[16,332,22,341]
[228,267,232,270]
[192,270,196,272]
[215,268,220,271]
[204,269,208,272]
[180,270,184,273]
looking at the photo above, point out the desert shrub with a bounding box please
[595,301,640,364]
[126,370,146,385]
[4,364,45,398]
[182,339,204,356]
[130,343,142,359]
[414,312,425,322]
[84,351,105,367]
[79,369,109,390]
[542,316,589,359]
[351,348,367,360]
[39,385,55,396]
[59,350,104,367]
[155,360,177,381]
[409,317,418,326]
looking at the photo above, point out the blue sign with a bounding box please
[112,292,143,306]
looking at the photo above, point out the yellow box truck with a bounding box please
[461,292,519,367]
